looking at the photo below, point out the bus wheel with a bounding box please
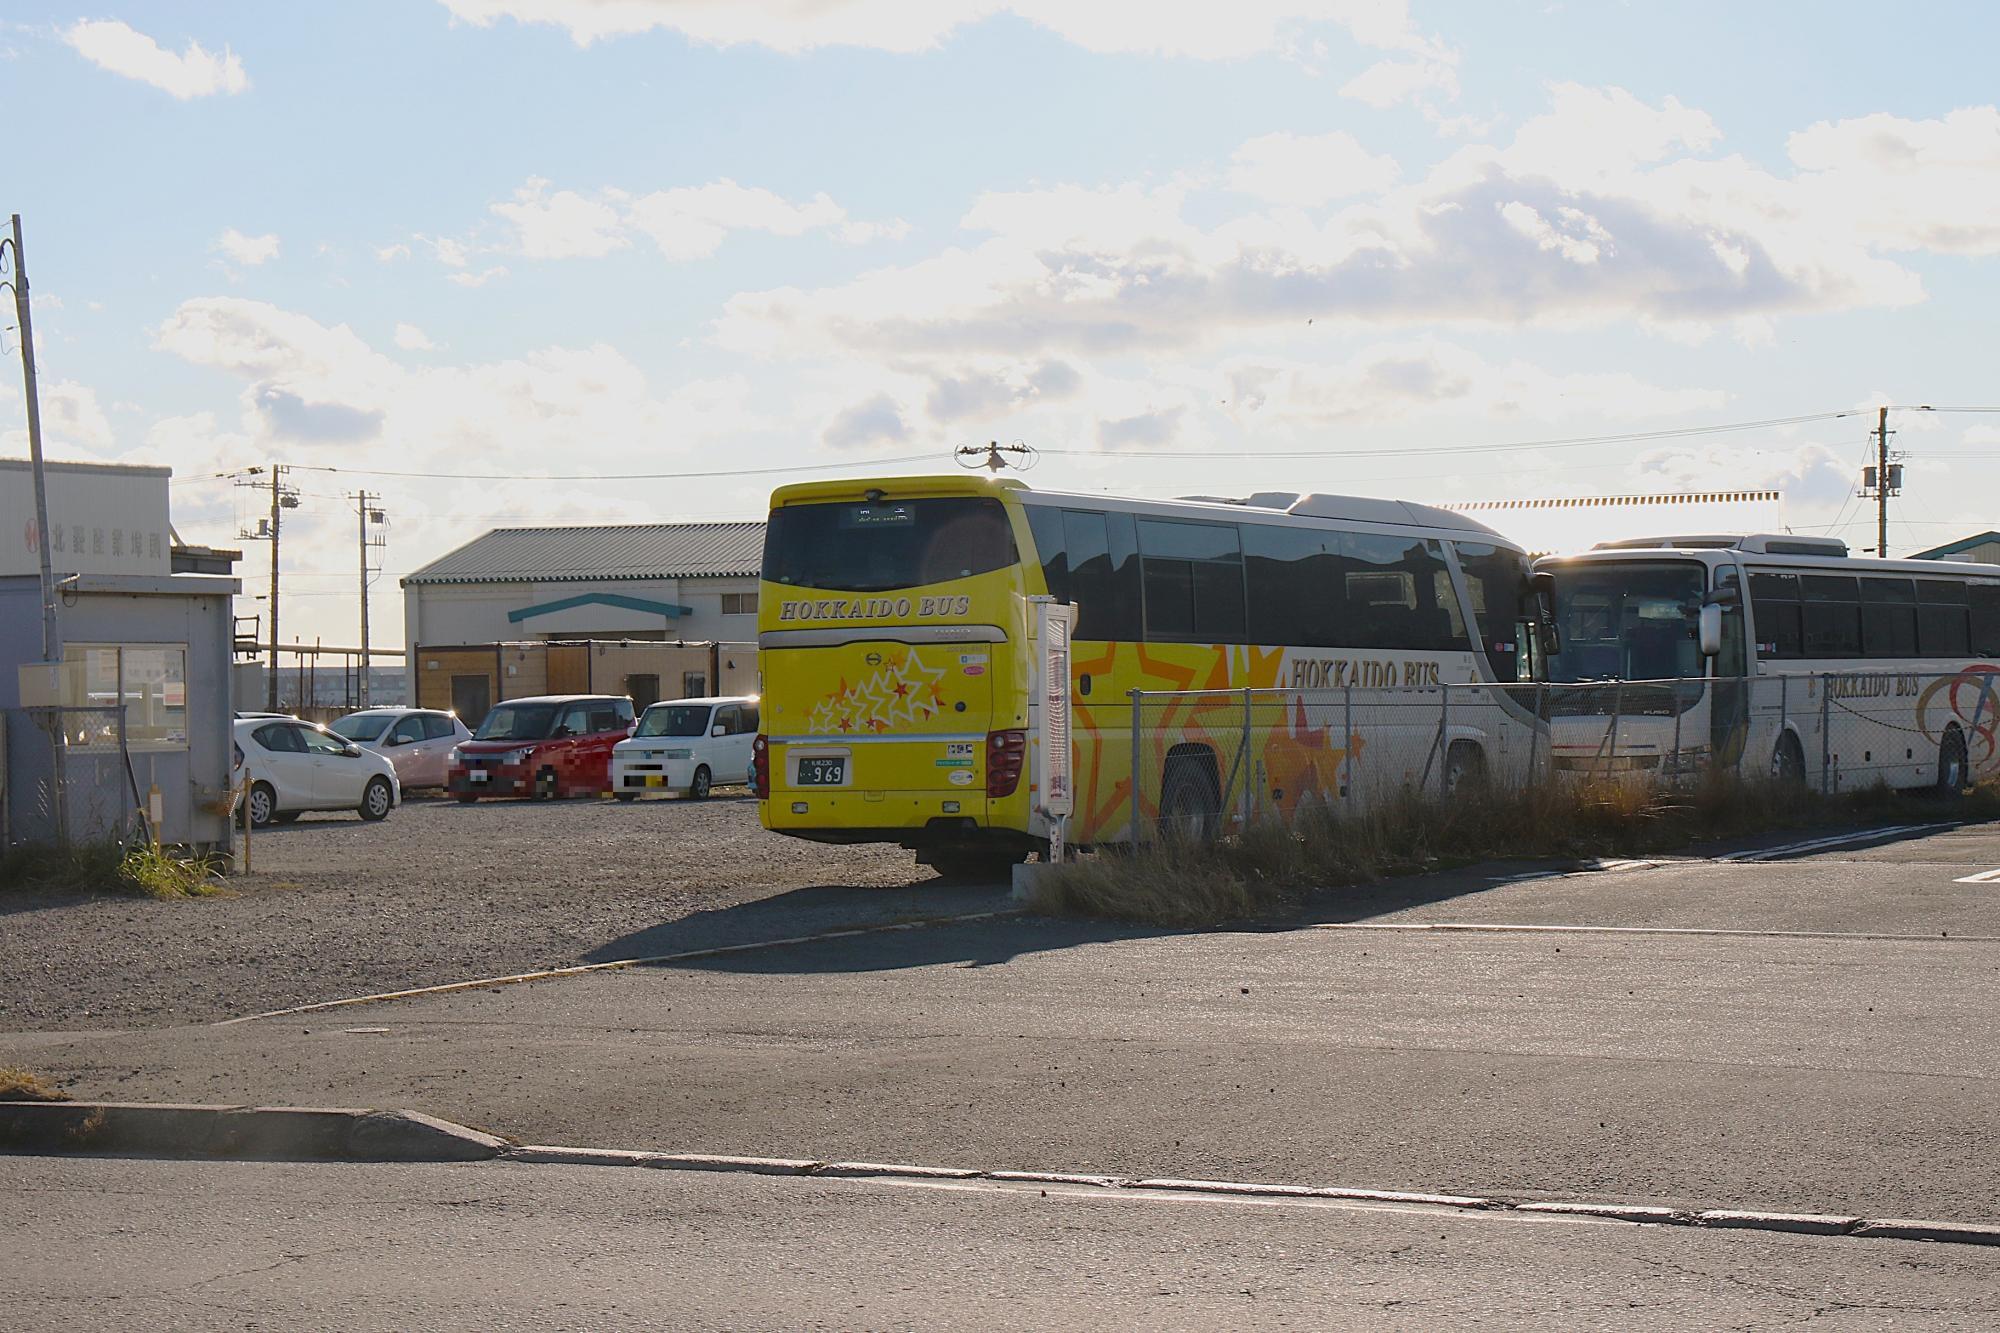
[1770,734,1806,789]
[1936,727,1968,797]
[1157,752,1221,844]
[1444,743,1487,797]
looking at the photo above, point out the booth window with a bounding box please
[58,643,189,751]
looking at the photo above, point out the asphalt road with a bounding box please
[7,1155,1996,1331]
[14,821,2000,1226]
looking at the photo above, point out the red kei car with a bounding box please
[447,694,636,802]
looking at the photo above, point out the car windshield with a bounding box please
[474,703,559,740]
[329,713,394,742]
[636,705,711,738]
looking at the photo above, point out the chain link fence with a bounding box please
[7,705,144,849]
[1127,670,1999,845]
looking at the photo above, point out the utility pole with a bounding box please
[355,492,386,707]
[1876,406,1890,559]
[268,467,283,708]
[4,215,57,664]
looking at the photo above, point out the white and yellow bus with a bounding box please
[1535,534,2000,791]
[753,474,1545,876]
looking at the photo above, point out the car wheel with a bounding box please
[455,792,478,804]
[614,791,639,803]
[533,769,558,801]
[1936,726,1969,797]
[244,781,276,829]
[273,811,301,825]
[689,766,712,800]
[358,776,394,822]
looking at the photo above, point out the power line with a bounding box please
[275,452,943,482]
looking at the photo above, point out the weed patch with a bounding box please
[1030,775,1999,928]
[0,840,226,900]
[0,1067,72,1102]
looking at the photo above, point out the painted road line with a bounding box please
[1716,824,1950,863]
[214,908,1023,1027]
[488,1144,2000,1249]
[1309,922,2000,943]
[1952,868,2000,884]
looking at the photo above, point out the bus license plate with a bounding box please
[797,756,846,786]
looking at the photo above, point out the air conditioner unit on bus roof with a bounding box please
[1591,533,1850,556]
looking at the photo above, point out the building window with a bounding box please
[721,592,758,615]
[58,643,189,751]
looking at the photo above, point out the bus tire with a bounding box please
[1771,733,1806,790]
[1444,742,1487,796]
[1158,750,1221,844]
[1936,727,1968,797]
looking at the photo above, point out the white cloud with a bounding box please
[716,86,1938,362]
[375,243,412,262]
[1787,106,2000,254]
[436,0,1444,58]
[1228,131,1400,207]
[446,265,509,288]
[0,379,117,457]
[394,323,436,351]
[1340,56,1457,109]
[214,229,280,266]
[626,181,847,260]
[61,19,248,98]
[822,392,911,449]
[491,179,629,259]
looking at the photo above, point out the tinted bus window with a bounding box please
[1800,576,1861,657]
[1243,524,1343,647]
[1453,542,1529,681]
[1973,584,2000,657]
[1750,573,1803,658]
[1025,506,1067,601]
[1919,604,1971,656]
[1343,535,1468,653]
[1139,519,1245,642]
[763,497,1017,593]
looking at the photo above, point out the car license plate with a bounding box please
[469,770,489,784]
[796,756,846,786]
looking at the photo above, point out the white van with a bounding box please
[611,696,760,801]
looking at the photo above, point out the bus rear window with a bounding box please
[763,497,1018,593]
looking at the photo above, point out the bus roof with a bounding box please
[766,474,1513,546]
[1540,540,2000,581]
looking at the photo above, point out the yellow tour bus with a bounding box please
[752,474,1544,878]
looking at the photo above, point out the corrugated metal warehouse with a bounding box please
[400,521,765,724]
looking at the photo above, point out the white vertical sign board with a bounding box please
[1033,599,1075,862]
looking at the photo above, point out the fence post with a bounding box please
[1241,686,1254,829]
[1819,673,1832,795]
[1437,683,1452,797]
[1670,685,1683,786]
[1342,683,1353,803]
[1128,688,1144,848]
[1530,682,1545,785]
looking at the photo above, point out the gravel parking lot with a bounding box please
[0,792,944,1032]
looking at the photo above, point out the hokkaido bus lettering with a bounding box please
[778,594,972,622]
[1290,657,1441,688]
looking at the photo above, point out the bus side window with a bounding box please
[1750,573,1803,658]
[1917,581,1971,656]
[1972,583,2000,657]
[1024,507,1068,602]
[1062,511,1114,640]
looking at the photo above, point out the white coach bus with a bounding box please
[1534,534,2000,792]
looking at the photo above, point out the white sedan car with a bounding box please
[232,717,401,827]
[327,707,471,789]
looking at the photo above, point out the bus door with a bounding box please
[1709,563,1751,771]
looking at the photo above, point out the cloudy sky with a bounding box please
[6,1,2000,646]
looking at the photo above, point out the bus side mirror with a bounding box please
[1698,602,1724,658]
[1528,571,1560,657]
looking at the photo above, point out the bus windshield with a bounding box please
[1545,561,1706,683]
[763,496,1017,593]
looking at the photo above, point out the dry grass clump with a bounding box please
[0,841,225,899]
[0,1067,72,1102]
[1028,772,1997,929]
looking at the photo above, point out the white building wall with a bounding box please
[403,576,761,646]
[0,460,172,579]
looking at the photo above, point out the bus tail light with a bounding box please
[751,734,770,798]
[987,730,1026,798]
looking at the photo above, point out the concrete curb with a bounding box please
[487,1145,2000,1249]
[0,1101,507,1162]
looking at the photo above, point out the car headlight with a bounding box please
[506,748,532,765]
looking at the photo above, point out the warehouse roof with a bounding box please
[402,521,766,586]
